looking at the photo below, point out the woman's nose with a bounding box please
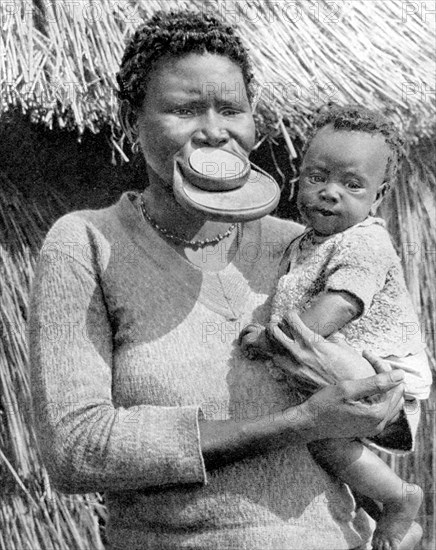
[320,182,341,202]
[193,112,229,147]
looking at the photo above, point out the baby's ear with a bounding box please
[370,181,391,215]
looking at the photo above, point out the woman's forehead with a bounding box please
[146,53,249,100]
[151,52,242,76]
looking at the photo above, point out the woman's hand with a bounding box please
[201,311,405,469]
[269,311,391,387]
[200,364,405,470]
[269,311,405,440]
[295,371,405,441]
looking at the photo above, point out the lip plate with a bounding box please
[179,147,251,192]
[188,147,250,182]
[173,162,281,222]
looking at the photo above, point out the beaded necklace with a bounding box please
[139,195,238,248]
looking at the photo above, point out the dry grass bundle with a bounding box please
[0,173,106,549]
[379,147,436,547]
[1,0,434,140]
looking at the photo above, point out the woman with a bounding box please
[29,10,417,550]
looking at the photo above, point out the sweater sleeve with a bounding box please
[28,215,207,494]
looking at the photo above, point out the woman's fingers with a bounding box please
[267,311,317,358]
[387,385,406,422]
[362,350,392,374]
[268,322,295,351]
[279,310,321,348]
[343,370,405,402]
[302,373,407,440]
[341,375,405,433]
[368,384,405,435]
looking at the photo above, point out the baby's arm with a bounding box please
[299,290,361,337]
[240,291,361,358]
[273,293,380,384]
[239,291,363,359]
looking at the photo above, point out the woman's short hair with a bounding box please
[304,104,404,183]
[116,10,254,108]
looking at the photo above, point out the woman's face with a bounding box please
[133,53,256,185]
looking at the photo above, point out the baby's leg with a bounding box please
[308,439,422,550]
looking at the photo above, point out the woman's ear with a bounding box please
[370,181,390,215]
[119,100,138,144]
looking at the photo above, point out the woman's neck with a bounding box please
[142,176,238,244]
[141,176,241,271]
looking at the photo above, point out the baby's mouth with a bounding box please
[313,207,337,217]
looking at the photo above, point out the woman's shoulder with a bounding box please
[38,195,128,269]
[43,195,125,243]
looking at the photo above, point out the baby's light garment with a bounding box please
[272,217,432,400]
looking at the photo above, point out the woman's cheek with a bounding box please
[238,117,256,152]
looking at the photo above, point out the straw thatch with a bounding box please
[0,170,109,549]
[0,1,435,549]
[1,0,435,140]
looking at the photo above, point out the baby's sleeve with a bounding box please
[324,226,392,317]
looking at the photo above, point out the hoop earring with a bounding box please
[131,140,140,154]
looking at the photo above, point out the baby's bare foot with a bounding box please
[372,484,423,550]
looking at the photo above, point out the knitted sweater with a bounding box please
[30,192,379,550]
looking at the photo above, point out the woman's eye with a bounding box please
[173,108,195,116]
[221,108,239,117]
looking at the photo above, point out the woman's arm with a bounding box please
[199,353,405,471]
[29,217,206,494]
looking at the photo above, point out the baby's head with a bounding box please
[298,105,403,236]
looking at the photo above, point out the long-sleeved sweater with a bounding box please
[29,191,382,549]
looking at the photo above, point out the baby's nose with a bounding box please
[320,182,341,201]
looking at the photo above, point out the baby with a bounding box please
[240,105,432,550]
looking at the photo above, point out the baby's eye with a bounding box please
[345,180,363,189]
[307,173,326,184]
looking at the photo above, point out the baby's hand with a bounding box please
[239,323,274,359]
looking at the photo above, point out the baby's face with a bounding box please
[298,125,390,235]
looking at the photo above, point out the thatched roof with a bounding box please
[1,0,435,143]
